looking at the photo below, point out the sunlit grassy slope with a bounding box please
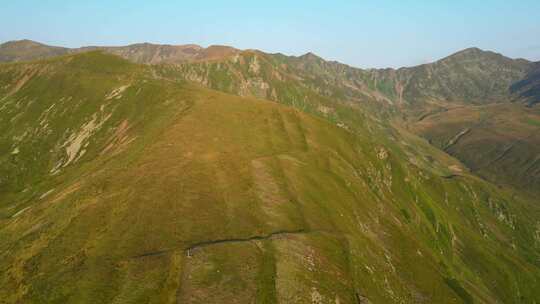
[155,48,540,194]
[1,52,539,303]
[409,103,540,195]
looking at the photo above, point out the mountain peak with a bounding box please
[446,47,491,58]
[0,39,68,62]
[1,39,45,48]
[434,46,522,67]
[300,51,322,60]
[459,46,483,53]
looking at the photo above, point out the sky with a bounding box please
[1,0,539,68]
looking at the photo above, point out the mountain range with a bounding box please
[0,40,539,303]
[2,40,538,105]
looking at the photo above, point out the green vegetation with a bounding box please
[0,50,539,303]
[444,278,474,304]
[151,46,540,195]
[409,104,540,194]
[525,117,540,127]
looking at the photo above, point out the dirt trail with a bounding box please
[129,228,312,259]
[185,228,308,251]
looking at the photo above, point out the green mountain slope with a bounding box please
[408,103,540,194]
[511,62,540,106]
[389,48,531,105]
[151,48,540,193]
[1,52,539,303]
[1,41,535,107]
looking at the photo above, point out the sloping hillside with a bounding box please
[408,103,540,194]
[151,48,540,193]
[1,52,539,303]
[389,48,531,105]
[511,62,540,106]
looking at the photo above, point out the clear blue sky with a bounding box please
[2,0,539,68]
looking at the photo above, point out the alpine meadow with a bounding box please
[1,2,540,303]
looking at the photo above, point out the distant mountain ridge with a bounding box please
[0,40,69,62]
[1,39,538,105]
[0,39,239,64]
[385,47,532,104]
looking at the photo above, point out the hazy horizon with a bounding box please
[2,0,539,68]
